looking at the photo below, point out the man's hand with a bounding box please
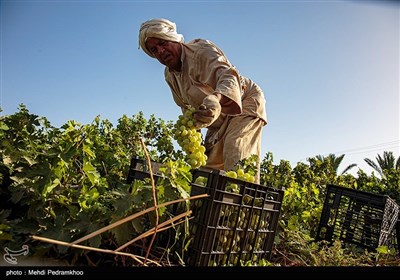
[194,95,221,128]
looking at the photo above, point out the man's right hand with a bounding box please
[194,95,221,129]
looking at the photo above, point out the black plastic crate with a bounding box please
[126,158,285,266]
[186,168,284,266]
[315,184,400,253]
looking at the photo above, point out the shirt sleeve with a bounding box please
[193,40,243,116]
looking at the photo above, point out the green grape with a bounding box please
[226,183,239,193]
[189,158,198,167]
[187,120,194,127]
[194,176,207,186]
[237,168,245,177]
[225,170,238,179]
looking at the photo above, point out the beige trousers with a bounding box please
[204,115,265,183]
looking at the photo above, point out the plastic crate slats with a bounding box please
[316,184,400,254]
[379,197,400,247]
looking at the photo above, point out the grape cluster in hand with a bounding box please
[173,107,208,169]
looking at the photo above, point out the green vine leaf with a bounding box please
[42,178,61,198]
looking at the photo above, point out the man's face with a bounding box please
[145,37,182,71]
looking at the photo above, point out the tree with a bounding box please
[314,153,357,176]
[364,151,400,178]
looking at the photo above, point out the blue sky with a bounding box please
[1,0,399,175]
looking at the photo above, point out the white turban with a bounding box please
[138,18,184,58]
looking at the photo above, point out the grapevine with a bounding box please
[173,106,208,169]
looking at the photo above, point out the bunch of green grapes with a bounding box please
[173,106,207,169]
[225,168,256,193]
[225,168,255,183]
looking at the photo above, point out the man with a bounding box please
[138,18,267,182]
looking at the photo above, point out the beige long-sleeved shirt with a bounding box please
[164,39,266,126]
[164,38,267,167]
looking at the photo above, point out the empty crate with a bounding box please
[315,184,400,253]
